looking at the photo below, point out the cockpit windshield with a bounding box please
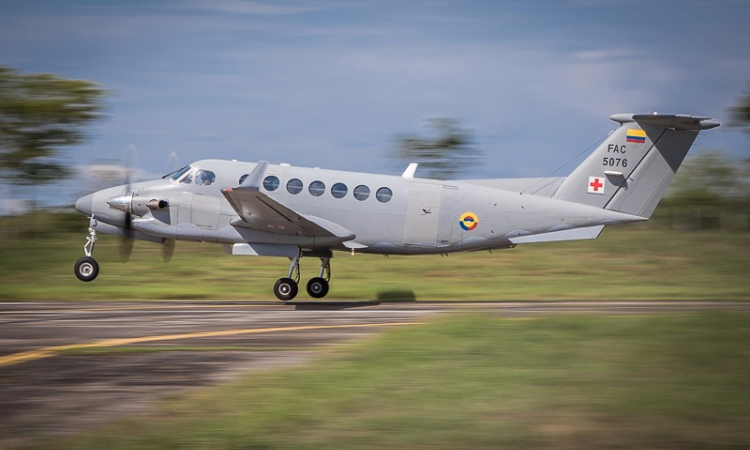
[163,165,192,181]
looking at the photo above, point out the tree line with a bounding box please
[1,64,749,229]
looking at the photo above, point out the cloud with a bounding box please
[572,49,642,61]
[180,0,331,16]
[3,0,746,189]
[0,196,31,216]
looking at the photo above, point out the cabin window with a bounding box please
[353,185,370,201]
[195,170,215,186]
[239,174,248,185]
[287,178,303,195]
[309,180,325,197]
[331,182,348,199]
[263,176,280,191]
[376,187,393,203]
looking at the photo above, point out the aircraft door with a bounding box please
[177,192,193,237]
[191,193,221,235]
[437,185,460,247]
[404,182,442,248]
[177,192,193,224]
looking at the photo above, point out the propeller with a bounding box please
[109,146,180,264]
[160,150,180,263]
[117,145,138,262]
[162,238,175,263]
[166,151,181,174]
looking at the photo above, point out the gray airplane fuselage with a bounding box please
[73,113,720,299]
[78,159,643,256]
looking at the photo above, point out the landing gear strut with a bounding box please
[273,250,332,301]
[273,252,301,301]
[75,219,100,282]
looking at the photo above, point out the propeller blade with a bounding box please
[118,233,134,262]
[167,151,181,174]
[162,238,175,263]
[118,145,139,263]
[124,144,139,190]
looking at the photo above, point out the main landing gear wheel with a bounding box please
[274,277,298,301]
[274,250,332,301]
[306,277,329,299]
[74,257,99,282]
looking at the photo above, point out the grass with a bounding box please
[21,312,750,449]
[1,212,749,301]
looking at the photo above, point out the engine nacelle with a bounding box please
[146,199,169,210]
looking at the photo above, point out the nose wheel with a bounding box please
[273,251,332,301]
[75,257,99,282]
[75,220,100,282]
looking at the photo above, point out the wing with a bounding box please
[221,161,355,241]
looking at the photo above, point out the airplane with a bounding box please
[74,113,720,301]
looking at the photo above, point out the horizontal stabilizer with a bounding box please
[610,113,720,130]
[509,225,604,244]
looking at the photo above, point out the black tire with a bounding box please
[74,257,99,282]
[306,277,329,299]
[274,277,298,301]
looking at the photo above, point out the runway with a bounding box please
[1,300,747,448]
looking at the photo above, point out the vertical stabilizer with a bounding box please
[553,114,719,218]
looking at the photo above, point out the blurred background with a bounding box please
[1,1,749,301]
[1,0,750,214]
[2,4,750,447]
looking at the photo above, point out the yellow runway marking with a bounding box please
[0,322,422,368]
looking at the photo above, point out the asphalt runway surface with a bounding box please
[1,300,748,448]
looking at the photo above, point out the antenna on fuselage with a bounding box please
[401,163,418,178]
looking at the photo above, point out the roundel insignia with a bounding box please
[459,212,478,231]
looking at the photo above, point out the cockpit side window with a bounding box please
[162,168,179,179]
[169,165,192,181]
[195,170,216,186]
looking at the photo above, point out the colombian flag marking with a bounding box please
[459,212,478,231]
[626,129,646,144]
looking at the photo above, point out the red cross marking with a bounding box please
[589,178,603,192]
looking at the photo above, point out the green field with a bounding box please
[1,212,749,301]
[21,313,750,450]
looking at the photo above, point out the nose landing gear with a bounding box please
[272,251,332,301]
[75,219,100,282]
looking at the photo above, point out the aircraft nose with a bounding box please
[75,193,94,216]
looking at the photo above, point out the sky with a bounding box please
[1,0,749,210]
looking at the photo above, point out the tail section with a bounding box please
[553,113,720,218]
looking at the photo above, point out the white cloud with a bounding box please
[180,0,331,16]
[0,196,31,216]
[572,49,642,61]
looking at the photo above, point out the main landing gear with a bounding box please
[75,220,100,282]
[273,250,332,301]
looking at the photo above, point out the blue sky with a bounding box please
[1,0,749,209]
